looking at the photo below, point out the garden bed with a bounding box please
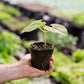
[0,16,31,32]
[11,3,84,43]
[1,0,84,29]
[0,2,39,40]
[1,1,84,36]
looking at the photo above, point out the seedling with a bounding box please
[21,20,68,70]
[21,20,67,47]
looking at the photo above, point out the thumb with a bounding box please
[21,54,31,61]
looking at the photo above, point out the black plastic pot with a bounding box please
[30,42,54,70]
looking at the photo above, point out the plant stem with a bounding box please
[44,29,46,47]
[38,27,44,32]
[39,24,47,47]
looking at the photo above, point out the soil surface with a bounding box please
[30,42,54,50]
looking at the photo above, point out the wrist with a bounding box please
[8,62,25,80]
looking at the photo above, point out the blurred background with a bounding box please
[0,0,84,84]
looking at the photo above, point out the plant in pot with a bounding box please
[21,20,67,70]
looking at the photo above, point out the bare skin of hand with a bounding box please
[0,54,54,84]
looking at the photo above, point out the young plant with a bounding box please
[21,20,67,46]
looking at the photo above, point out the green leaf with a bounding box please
[44,24,67,36]
[51,24,68,36]
[21,20,42,33]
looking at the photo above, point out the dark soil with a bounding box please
[30,42,54,50]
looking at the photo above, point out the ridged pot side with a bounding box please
[30,42,54,70]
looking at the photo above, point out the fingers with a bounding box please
[24,54,31,59]
[47,62,53,74]
[20,54,32,66]
[45,56,54,75]
[21,54,31,61]
[51,56,55,65]
[34,69,50,77]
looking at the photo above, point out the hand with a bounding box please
[19,54,55,78]
[0,54,54,83]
